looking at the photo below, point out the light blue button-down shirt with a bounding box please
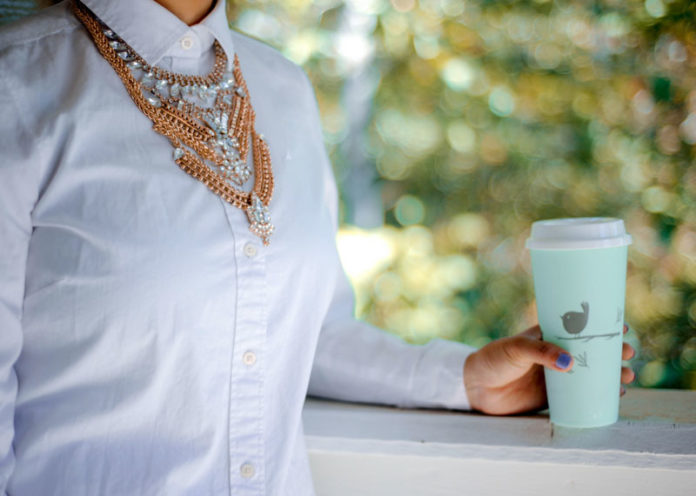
[0,0,474,494]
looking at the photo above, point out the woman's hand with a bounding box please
[463,324,636,415]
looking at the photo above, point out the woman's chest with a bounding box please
[24,80,339,327]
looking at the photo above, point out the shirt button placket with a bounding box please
[228,236,267,494]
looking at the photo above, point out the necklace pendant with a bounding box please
[73,1,275,248]
[246,193,274,246]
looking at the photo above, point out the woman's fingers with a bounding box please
[503,334,574,372]
[519,324,634,376]
[621,323,636,388]
[519,324,635,398]
[519,325,542,339]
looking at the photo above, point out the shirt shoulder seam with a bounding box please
[0,5,80,53]
[6,22,80,49]
[0,66,32,143]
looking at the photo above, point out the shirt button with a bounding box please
[180,36,193,50]
[243,242,258,258]
[242,351,257,366]
[240,463,255,479]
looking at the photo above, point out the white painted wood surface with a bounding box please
[302,389,696,495]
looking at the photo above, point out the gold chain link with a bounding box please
[72,0,274,230]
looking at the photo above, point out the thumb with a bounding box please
[505,336,574,372]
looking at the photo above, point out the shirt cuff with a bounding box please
[409,338,477,411]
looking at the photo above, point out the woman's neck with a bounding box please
[154,0,216,26]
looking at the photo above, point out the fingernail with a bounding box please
[624,322,629,332]
[555,352,572,370]
[620,386,626,396]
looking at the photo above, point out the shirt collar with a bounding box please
[80,0,235,66]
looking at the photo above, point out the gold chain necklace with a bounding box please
[73,0,275,245]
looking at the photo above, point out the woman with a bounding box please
[0,0,635,494]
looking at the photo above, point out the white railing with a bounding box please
[303,389,696,495]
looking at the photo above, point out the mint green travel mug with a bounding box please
[526,218,632,428]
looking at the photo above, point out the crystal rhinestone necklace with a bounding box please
[72,0,274,245]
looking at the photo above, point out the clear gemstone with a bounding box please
[173,148,184,160]
[103,29,116,39]
[117,51,134,61]
[146,94,162,108]
[127,60,142,70]
[109,41,126,51]
[141,72,155,88]
[170,83,181,98]
[155,79,168,91]
[235,86,246,97]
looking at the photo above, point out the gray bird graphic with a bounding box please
[561,301,589,334]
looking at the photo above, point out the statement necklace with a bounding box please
[73,0,275,245]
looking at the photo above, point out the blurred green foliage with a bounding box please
[228,0,696,389]
[2,0,694,389]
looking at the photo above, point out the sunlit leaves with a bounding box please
[228,0,696,388]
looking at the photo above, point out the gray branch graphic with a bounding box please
[573,351,588,368]
[566,351,589,374]
[557,332,620,342]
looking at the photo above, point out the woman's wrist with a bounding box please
[463,351,484,412]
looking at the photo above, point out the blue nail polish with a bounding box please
[556,352,572,369]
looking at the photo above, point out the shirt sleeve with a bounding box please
[308,266,476,411]
[0,69,39,492]
[299,71,477,411]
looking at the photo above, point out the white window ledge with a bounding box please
[303,389,696,495]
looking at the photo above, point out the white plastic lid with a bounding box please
[525,217,633,250]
